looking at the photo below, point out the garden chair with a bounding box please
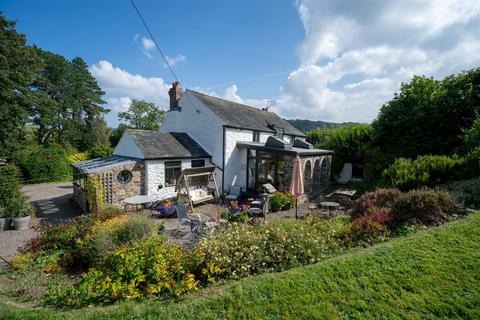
[176,203,206,239]
[225,185,242,203]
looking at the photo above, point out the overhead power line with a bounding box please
[130,0,180,84]
[129,0,199,111]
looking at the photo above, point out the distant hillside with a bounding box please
[286,119,358,133]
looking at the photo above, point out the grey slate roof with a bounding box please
[72,156,138,173]
[126,130,210,159]
[187,90,305,137]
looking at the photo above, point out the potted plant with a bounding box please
[281,192,295,211]
[270,192,284,212]
[11,196,33,231]
[0,206,10,231]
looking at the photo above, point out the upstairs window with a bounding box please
[253,131,260,142]
[165,161,181,186]
[274,126,285,139]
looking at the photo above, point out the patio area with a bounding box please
[135,194,350,247]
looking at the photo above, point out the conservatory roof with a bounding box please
[237,136,333,156]
[71,155,138,173]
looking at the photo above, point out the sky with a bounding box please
[2,0,480,126]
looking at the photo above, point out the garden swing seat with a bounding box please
[175,166,219,213]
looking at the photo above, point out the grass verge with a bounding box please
[1,212,480,319]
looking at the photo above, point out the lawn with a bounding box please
[1,212,480,320]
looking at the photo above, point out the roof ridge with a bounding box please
[186,89,269,113]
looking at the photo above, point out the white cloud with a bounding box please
[106,97,132,113]
[269,0,480,122]
[141,37,155,51]
[89,60,171,125]
[164,54,186,67]
[105,1,480,125]
[133,35,156,58]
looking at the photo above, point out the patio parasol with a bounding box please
[289,156,304,220]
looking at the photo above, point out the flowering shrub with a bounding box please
[348,188,401,219]
[20,217,89,255]
[220,200,249,223]
[19,207,156,270]
[391,189,462,227]
[348,188,462,232]
[194,216,344,281]
[344,211,392,245]
[77,236,197,303]
[67,152,89,164]
[78,215,157,264]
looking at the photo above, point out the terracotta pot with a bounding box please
[0,217,11,231]
[12,215,31,231]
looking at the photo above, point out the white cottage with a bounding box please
[72,82,333,210]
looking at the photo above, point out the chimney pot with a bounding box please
[169,81,183,110]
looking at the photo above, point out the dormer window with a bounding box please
[274,126,285,139]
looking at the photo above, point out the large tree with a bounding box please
[0,14,41,157]
[118,99,165,130]
[373,69,480,159]
[31,50,108,150]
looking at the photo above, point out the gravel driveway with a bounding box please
[0,182,80,267]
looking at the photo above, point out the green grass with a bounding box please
[2,212,480,319]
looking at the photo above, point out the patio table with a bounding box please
[124,195,156,214]
[319,201,340,217]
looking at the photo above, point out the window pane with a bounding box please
[165,161,181,168]
[247,158,256,190]
[165,161,182,186]
[191,159,205,167]
[253,131,260,142]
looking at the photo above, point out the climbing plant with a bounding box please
[86,175,104,214]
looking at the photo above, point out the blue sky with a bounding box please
[2,0,480,126]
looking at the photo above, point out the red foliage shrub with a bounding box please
[348,188,401,219]
[391,188,462,227]
[344,215,390,245]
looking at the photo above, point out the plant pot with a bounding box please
[282,204,291,211]
[12,215,31,231]
[0,217,11,231]
[271,205,280,212]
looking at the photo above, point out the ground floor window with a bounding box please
[191,159,205,167]
[165,161,181,186]
[247,150,285,192]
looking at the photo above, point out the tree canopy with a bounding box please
[0,14,109,157]
[118,99,165,130]
[373,69,480,159]
[0,14,40,156]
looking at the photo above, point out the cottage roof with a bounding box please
[126,130,210,159]
[186,90,305,137]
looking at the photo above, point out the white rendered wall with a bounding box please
[113,132,144,159]
[145,158,209,200]
[223,128,254,192]
[160,91,225,190]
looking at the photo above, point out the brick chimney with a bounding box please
[168,81,183,110]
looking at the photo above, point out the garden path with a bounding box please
[0,182,79,268]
